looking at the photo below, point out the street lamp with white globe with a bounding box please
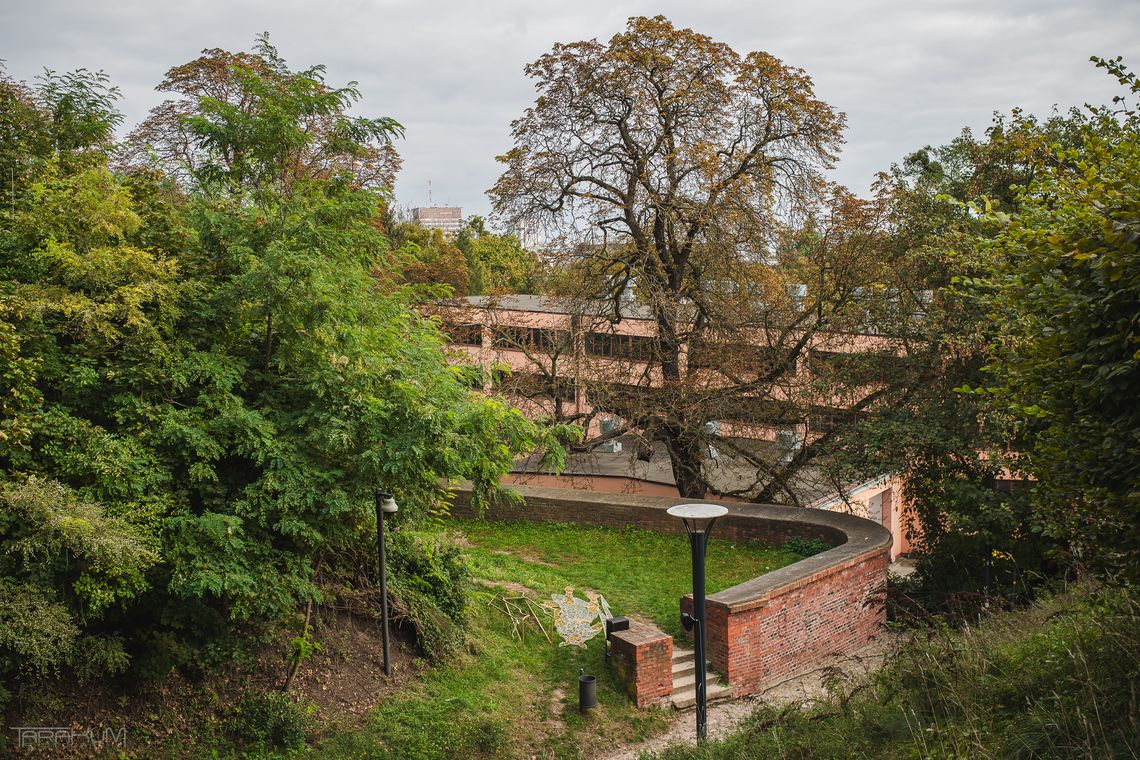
[667,502,729,742]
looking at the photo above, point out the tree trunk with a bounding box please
[654,285,707,499]
[281,599,313,692]
[263,308,274,372]
[665,425,707,498]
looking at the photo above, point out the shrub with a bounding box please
[648,583,1140,759]
[386,528,471,661]
[0,580,79,676]
[231,690,313,752]
[0,478,158,702]
[782,537,831,558]
[0,478,159,614]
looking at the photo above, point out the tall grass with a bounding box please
[650,583,1140,759]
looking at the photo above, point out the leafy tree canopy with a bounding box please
[980,57,1140,579]
[0,40,567,695]
[491,16,935,501]
[455,216,539,295]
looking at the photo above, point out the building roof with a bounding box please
[462,294,657,321]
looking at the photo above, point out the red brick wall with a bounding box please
[446,486,847,547]
[683,552,888,693]
[608,620,673,707]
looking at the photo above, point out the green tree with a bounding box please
[982,57,1140,579]
[823,110,1084,600]
[455,216,538,294]
[122,36,569,622]
[389,218,470,295]
[0,67,180,693]
[125,36,401,194]
[0,40,568,695]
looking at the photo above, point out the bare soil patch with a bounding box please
[4,608,425,758]
[492,547,560,567]
[293,609,421,726]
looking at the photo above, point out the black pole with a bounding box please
[683,516,719,743]
[376,490,392,676]
[689,527,709,742]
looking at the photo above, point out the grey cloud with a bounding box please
[2,0,1137,216]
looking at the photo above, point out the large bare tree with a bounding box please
[490,16,930,501]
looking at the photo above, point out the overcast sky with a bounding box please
[3,0,1138,223]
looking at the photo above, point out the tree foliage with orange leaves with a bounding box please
[390,219,471,295]
[125,33,402,195]
[491,17,929,500]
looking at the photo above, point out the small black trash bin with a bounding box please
[578,673,597,712]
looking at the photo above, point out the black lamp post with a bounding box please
[667,502,728,742]
[375,490,399,676]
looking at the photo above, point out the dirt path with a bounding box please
[600,639,893,760]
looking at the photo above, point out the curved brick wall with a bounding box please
[448,483,891,701]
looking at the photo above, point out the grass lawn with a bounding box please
[311,519,802,760]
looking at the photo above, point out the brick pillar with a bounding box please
[609,621,673,707]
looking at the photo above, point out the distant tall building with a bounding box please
[412,206,464,235]
[509,220,544,252]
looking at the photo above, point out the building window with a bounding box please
[808,350,857,376]
[717,397,800,425]
[585,332,655,361]
[590,382,663,416]
[809,405,858,433]
[443,322,483,346]
[809,350,910,383]
[492,326,569,352]
[688,339,795,375]
[502,372,576,402]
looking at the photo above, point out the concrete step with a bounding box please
[670,680,733,710]
[669,646,731,709]
[670,647,728,708]
[672,659,705,675]
[671,667,722,693]
[672,671,699,690]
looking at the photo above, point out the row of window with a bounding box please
[441,322,909,380]
[493,326,571,352]
[498,372,577,402]
[445,322,483,346]
[583,332,656,361]
[687,339,797,375]
[443,321,655,361]
[808,351,912,383]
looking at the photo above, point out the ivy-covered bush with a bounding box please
[387,529,471,661]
